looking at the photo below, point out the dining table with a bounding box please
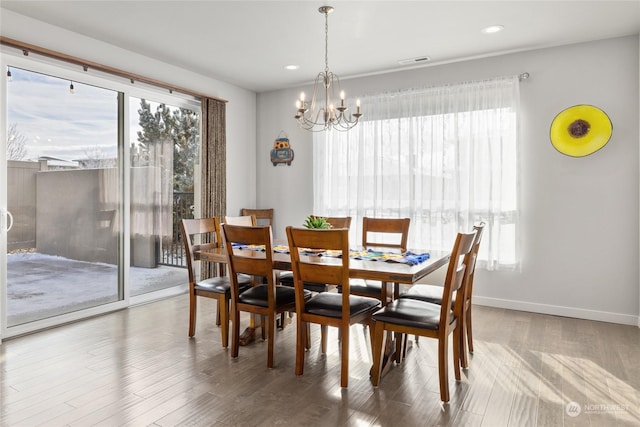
[196,243,450,370]
[198,244,449,297]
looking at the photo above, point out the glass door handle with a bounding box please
[4,210,13,232]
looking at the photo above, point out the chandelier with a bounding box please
[294,5,362,132]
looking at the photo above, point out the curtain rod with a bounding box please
[0,36,228,103]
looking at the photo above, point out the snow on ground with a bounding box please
[7,252,186,325]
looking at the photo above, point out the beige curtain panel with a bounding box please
[200,97,227,279]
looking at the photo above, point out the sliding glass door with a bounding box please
[5,67,122,327]
[1,58,201,337]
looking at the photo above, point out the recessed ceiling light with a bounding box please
[481,25,504,34]
[284,65,299,70]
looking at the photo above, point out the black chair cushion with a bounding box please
[305,292,380,318]
[372,298,453,330]
[239,285,311,308]
[195,277,232,294]
[196,274,252,295]
[400,284,456,308]
[279,271,334,293]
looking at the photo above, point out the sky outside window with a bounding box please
[7,67,118,163]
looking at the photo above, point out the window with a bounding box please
[314,76,520,270]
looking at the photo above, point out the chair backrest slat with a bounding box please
[362,217,410,251]
[224,215,257,226]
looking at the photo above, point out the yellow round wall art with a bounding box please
[549,105,612,157]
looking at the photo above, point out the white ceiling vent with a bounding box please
[398,56,431,65]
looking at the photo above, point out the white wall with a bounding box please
[257,36,640,325]
[0,10,258,215]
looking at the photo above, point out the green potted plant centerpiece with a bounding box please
[303,215,332,229]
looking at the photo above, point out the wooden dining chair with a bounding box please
[223,215,260,336]
[349,217,410,305]
[286,226,381,387]
[221,223,311,367]
[278,215,352,293]
[240,208,274,227]
[370,229,477,402]
[180,218,252,346]
[224,215,257,226]
[399,222,485,367]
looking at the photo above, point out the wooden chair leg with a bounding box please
[466,306,474,354]
[401,333,408,361]
[231,303,240,357]
[305,323,311,350]
[437,335,450,402]
[267,314,275,368]
[459,316,469,369]
[452,330,461,382]
[188,292,197,337]
[394,332,404,363]
[260,316,266,340]
[321,325,328,354]
[219,296,229,348]
[278,312,285,329]
[215,299,221,326]
[295,318,306,376]
[370,321,387,386]
[340,325,349,388]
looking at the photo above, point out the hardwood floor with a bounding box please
[1,295,639,426]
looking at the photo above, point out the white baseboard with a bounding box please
[474,296,640,327]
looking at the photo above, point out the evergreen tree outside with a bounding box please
[134,99,200,192]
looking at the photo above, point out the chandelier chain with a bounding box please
[324,9,329,73]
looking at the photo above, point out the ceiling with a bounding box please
[2,1,640,93]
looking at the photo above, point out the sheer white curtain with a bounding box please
[314,75,520,270]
